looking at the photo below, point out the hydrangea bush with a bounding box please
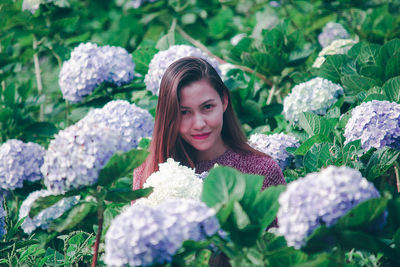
[313,39,358,68]
[283,77,344,122]
[41,121,122,194]
[0,139,45,190]
[134,158,203,206]
[18,189,79,234]
[318,22,350,48]
[144,45,221,95]
[277,166,381,249]
[59,43,135,103]
[104,199,219,267]
[248,133,300,170]
[344,100,400,151]
[80,100,154,151]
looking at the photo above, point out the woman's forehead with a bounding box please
[179,80,220,106]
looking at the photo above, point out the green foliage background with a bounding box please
[1,0,400,266]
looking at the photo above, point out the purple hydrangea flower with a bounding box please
[18,189,79,234]
[145,45,221,95]
[104,199,219,267]
[0,192,6,239]
[59,43,135,103]
[344,100,400,151]
[80,100,154,151]
[248,133,300,170]
[0,139,45,190]
[318,22,350,48]
[277,166,380,249]
[283,77,343,122]
[41,121,122,194]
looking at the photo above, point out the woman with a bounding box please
[133,56,285,192]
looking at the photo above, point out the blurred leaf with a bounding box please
[377,38,400,67]
[4,83,15,105]
[65,32,91,46]
[383,76,400,102]
[254,185,286,229]
[363,147,400,180]
[105,187,153,203]
[0,240,39,253]
[335,197,388,230]
[262,103,283,117]
[23,122,58,139]
[98,149,149,186]
[341,74,380,95]
[48,202,96,232]
[294,135,331,156]
[230,37,252,63]
[385,51,400,80]
[132,41,158,75]
[29,190,81,218]
[302,226,336,254]
[232,202,251,229]
[208,7,233,38]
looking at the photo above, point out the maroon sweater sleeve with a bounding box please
[132,164,145,190]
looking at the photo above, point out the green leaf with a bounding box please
[23,122,58,139]
[382,76,400,102]
[318,54,348,83]
[232,202,251,229]
[4,83,15,105]
[298,112,337,137]
[304,143,335,172]
[302,226,336,253]
[263,29,284,50]
[208,8,233,38]
[105,187,153,203]
[29,190,81,218]
[98,149,149,186]
[294,135,331,156]
[335,198,388,230]
[230,37,253,63]
[254,185,286,229]
[377,38,400,67]
[385,51,400,80]
[48,202,96,232]
[132,40,158,75]
[201,166,246,209]
[0,240,39,253]
[65,32,91,46]
[155,31,188,51]
[363,147,400,180]
[341,74,380,95]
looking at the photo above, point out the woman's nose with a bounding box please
[193,113,206,129]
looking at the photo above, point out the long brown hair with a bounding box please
[141,56,264,185]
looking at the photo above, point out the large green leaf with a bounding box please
[304,143,335,172]
[208,8,233,38]
[98,149,149,186]
[105,187,153,203]
[385,51,400,80]
[377,38,400,67]
[48,202,97,232]
[341,74,380,95]
[335,198,388,230]
[382,76,400,102]
[293,135,331,156]
[29,190,81,218]
[318,54,348,83]
[298,112,337,137]
[363,147,400,180]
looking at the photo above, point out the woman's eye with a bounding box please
[204,104,213,110]
[181,110,189,115]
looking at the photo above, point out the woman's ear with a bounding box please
[223,91,228,112]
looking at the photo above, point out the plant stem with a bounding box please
[0,42,5,92]
[91,198,104,267]
[176,26,273,86]
[33,34,44,121]
[394,161,400,193]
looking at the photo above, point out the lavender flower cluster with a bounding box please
[105,199,219,267]
[277,166,380,249]
[18,189,79,234]
[318,22,350,48]
[248,133,300,170]
[22,0,69,14]
[145,45,221,95]
[0,139,45,190]
[42,100,153,194]
[80,100,154,150]
[41,122,121,194]
[344,100,400,151]
[0,193,6,239]
[59,43,135,103]
[283,77,343,122]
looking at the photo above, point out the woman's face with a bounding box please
[179,79,228,161]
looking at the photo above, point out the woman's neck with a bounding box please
[196,142,228,162]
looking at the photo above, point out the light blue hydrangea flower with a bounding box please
[248,133,300,170]
[22,0,69,14]
[0,139,45,190]
[18,189,79,234]
[318,22,350,48]
[145,45,221,95]
[0,192,6,239]
[283,77,343,122]
[80,100,153,151]
[344,100,400,151]
[41,121,122,194]
[59,43,135,103]
[277,166,381,249]
[105,199,219,267]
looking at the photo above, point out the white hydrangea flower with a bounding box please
[22,0,69,14]
[277,166,381,249]
[318,22,350,48]
[248,133,300,170]
[313,39,358,68]
[283,77,344,122]
[144,45,221,95]
[80,100,154,151]
[134,158,203,206]
[18,189,79,234]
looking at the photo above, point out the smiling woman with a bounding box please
[133,56,285,193]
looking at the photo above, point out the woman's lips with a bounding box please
[192,132,211,140]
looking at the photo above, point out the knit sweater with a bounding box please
[133,148,285,191]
